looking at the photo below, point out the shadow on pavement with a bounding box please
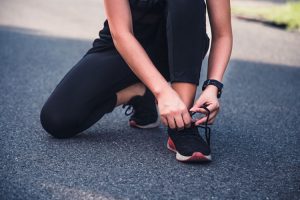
[1,25,299,200]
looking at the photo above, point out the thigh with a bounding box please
[43,50,141,123]
[165,0,210,86]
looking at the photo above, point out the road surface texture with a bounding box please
[0,0,299,199]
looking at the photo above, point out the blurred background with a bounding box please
[0,0,299,199]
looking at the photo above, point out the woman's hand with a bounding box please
[156,87,192,130]
[189,85,220,125]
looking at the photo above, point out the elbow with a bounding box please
[211,25,233,40]
[111,31,133,46]
[212,31,233,46]
[211,30,232,41]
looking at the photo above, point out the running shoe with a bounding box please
[167,106,212,162]
[122,86,160,128]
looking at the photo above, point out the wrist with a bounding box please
[152,82,172,99]
[204,85,219,96]
[202,79,223,98]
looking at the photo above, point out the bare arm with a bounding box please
[103,0,193,129]
[190,0,233,125]
[206,0,233,83]
[103,0,170,97]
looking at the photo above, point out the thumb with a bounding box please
[190,98,205,112]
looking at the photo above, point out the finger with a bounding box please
[190,98,205,112]
[182,110,192,128]
[208,113,218,124]
[160,116,168,127]
[208,118,216,125]
[195,110,218,125]
[167,115,176,129]
[206,103,219,114]
[191,107,209,115]
[195,104,219,117]
[207,109,219,123]
[195,116,208,126]
[194,99,220,112]
[207,113,218,125]
[174,113,185,130]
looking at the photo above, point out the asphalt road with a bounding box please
[1,0,299,199]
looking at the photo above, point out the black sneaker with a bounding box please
[167,106,212,162]
[122,86,160,128]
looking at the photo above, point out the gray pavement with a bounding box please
[1,0,300,199]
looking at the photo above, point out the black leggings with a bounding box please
[40,0,209,138]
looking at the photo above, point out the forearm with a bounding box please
[206,0,232,83]
[207,35,233,82]
[191,34,232,121]
[112,32,170,98]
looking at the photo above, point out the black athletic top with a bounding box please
[86,0,166,54]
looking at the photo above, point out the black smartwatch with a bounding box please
[202,79,223,98]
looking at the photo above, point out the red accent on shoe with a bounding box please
[167,137,211,162]
[184,152,210,162]
[129,120,137,127]
[167,137,176,152]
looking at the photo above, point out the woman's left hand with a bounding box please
[189,85,220,125]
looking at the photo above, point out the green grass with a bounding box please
[232,1,300,30]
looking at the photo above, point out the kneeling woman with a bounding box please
[40,0,233,162]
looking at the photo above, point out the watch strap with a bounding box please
[202,79,223,98]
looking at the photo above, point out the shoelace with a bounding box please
[189,105,211,146]
[122,103,135,116]
[122,95,143,116]
[123,100,211,146]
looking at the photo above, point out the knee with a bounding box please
[40,103,79,139]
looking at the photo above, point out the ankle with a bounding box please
[116,83,146,106]
[134,82,146,97]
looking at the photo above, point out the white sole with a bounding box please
[167,138,212,162]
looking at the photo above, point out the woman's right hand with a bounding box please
[156,87,192,130]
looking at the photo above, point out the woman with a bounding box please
[40,0,232,162]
